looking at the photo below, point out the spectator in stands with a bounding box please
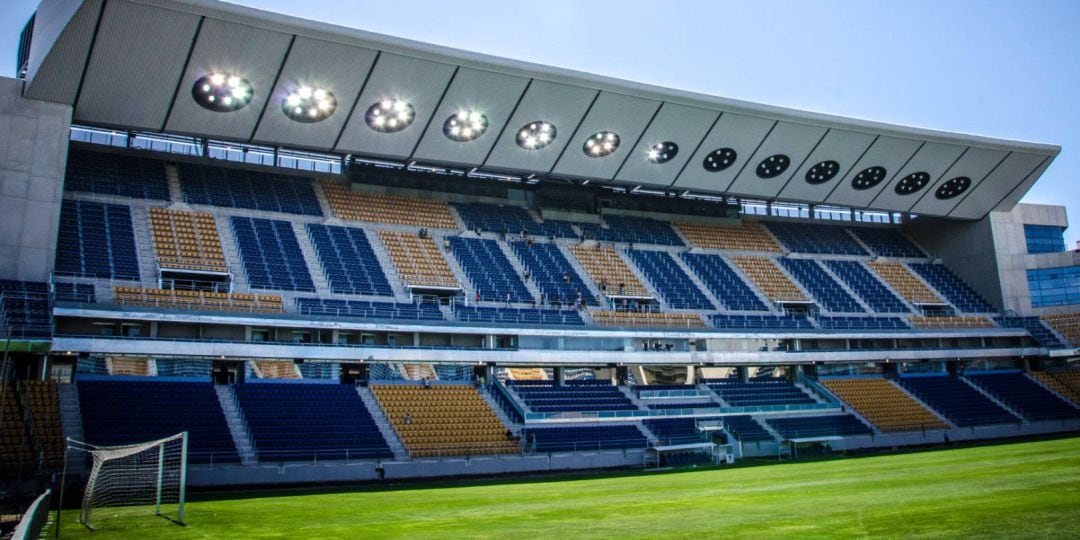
[600,279,608,293]
[422,378,431,390]
[520,228,527,241]
[418,228,427,239]
[475,291,481,303]
[523,269,530,282]
[618,283,625,295]
[563,272,572,284]
[526,237,534,246]
[376,466,385,482]
[443,238,450,250]
[404,413,412,425]
[505,292,512,307]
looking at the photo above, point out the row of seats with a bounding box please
[180,162,322,216]
[765,222,867,256]
[24,380,64,467]
[114,286,284,313]
[231,217,314,292]
[591,311,706,328]
[509,381,637,413]
[234,383,391,461]
[569,245,650,297]
[148,208,228,272]
[627,249,713,310]
[511,242,597,306]
[964,372,1078,421]
[64,147,170,200]
[379,231,459,289]
[730,255,808,303]
[908,316,994,329]
[0,384,35,472]
[109,357,150,376]
[821,378,948,432]
[521,424,648,452]
[449,237,533,303]
[454,203,577,238]
[254,361,299,379]
[850,228,925,258]
[0,280,51,338]
[724,415,774,442]
[824,260,910,313]
[1041,313,1080,346]
[908,263,994,313]
[764,414,873,439]
[306,224,393,296]
[453,306,585,326]
[54,282,96,303]
[56,200,141,280]
[296,298,444,321]
[322,181,457,229]
[372,385,518,457]
[1029,370,1080,405]
[995,317,1064,348]
[897,376,1019,427]
[815,316,909,331]
[709,314,813,330]
[674,221,781,252]
[578,215,684,246]
[643,418,707,445]
[866,261,944,305]
[779,258,864,313]
[681,253,768,311]
[705,379,817,407]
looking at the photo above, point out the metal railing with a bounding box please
[522,402,837,422]
[11,489,51,540]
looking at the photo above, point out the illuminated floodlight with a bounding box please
[282,86,337,123]
[365,99,415,133]
[583,131,620,158]
[443,110,489,142]
[646,141,678,164]
[516,121,557,150]
[192,72,253,112]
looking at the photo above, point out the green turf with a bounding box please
[54,437,1080,539]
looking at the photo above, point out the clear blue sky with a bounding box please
[2,0,1077,245]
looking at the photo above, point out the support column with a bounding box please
[553,366,564,386]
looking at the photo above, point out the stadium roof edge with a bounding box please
[20,0,1061,220]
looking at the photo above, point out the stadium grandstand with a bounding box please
[0,0,1078,512]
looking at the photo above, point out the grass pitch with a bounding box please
[56,436,1080,539]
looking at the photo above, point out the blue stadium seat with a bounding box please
[64,148,170,200]
[231,217,314,291]
[823,260,910,313]
[709,314,814,330]
[77,379,239,464]
[765,222,867,255]
[54,282,96,303]
[643,418,708,445]
[306,224,392,296]
[907,263,994,313]
[627,250,713,310]
[724,415,774,442]
[448,237,533,303]
[764,414,872,439]
[995,317,1064,349]
[0,280,52,338]
[154,359,213,378]
[815,316,909,331]
[897,375,1020,427]
[850,228,925,258]
[578,215,684,246]
[296,298,444,321]
[779,258,864,312]
[453,203,578,238]
[965,372,1078,421]
[234,383,392,461]
[55,200,141,280]
[703,379,817,407]
[180,162,322,216]
[508,381,638,413]
[681,253,769,311]
[453,306,585,326]
[521,424,647,452]
[511,242,596,306]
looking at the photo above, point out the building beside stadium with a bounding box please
[1,0,1078,494]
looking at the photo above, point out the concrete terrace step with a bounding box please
[356,386,409,461]
[214,385,257,465]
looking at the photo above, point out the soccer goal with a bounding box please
[61,432,188,531]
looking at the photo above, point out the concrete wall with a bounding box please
[904,216,1004,310]
[0,76,71,281]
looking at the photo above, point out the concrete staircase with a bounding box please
[556,243,606,302]
[57,384,85,473]
[752,416,784,442]
[435,232,477,301]
[478,385,521,436]
[1025,373,1080,408]
[618,385,649,410]
[214,385,257,465]
[164,163,184,204]
[215,214,250,290]
[366,226,412,301]
[497,240,543,301]
[636,421,661,446]
[699,384,731,407]
[857,260,920,314]
[722,255,779,314]
[355,387,409,460]
[616,248,660,303]
[127,204,160,285]
[310,179,335,220]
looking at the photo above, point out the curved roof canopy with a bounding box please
[22,0,1059,220]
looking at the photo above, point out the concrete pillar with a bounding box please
[553,366,564,386]
[686,365,695,384]
[0,77,72,281]
[614,366,628,386]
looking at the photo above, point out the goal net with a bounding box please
[67,432,188,529]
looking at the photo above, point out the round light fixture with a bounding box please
[851,166,887,190]
[516,121,557,150]
[895,171,931,195]
[647,142,678,164]
[703,147,737,172]
[756,154,790,179]
[583,131,620,158]
[282,86,337,123]
[365,99,415,133]
[192,73,252,112]
[443,110,488,142]
[805,160,840,185]
[935,176,972,200]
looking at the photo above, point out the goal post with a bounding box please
[62,432,188,531]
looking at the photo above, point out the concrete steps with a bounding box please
[164,163,184,204]
[214,385,257,465]
[355,387,409,460]
[670,251,724,311]
[815,259,875,314]
[478,385,521,435]
[214,214,249,290]
[961,376,1028,422]
[57,384,86,474]
[723,255,779,314]
[290,221,332,296]
[366,225,412,301]
[127,204,160,285]
[497,240,542,302]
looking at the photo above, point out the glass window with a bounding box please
[1024,224,1066,254]
[1027,265,1080,307]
